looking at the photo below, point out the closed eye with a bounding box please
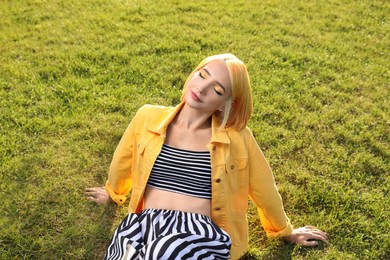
[214,86,224,96]
[199,71,206,79]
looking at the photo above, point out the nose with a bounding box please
[196,83,209,95]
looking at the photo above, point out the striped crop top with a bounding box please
[147,144,212,199]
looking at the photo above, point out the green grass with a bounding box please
[1,0,389,259]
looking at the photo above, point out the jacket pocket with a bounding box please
[225,158,249,194]
[225,158,247,173]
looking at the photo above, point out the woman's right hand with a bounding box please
[84,187,111,205]
[283,226,329,246]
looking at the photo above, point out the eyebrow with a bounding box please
[203,68,227,92]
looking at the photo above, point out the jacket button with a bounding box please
[215,207,221,211]
[212,146,216,151]
[231,165,235,170]
[216,178,221,183]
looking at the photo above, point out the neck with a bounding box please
[174,103,213,130]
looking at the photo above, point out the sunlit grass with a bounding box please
[1,0,389,259]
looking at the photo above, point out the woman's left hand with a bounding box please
[284,226,329,246]
[84,187,112,205]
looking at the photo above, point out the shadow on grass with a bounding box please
[83,201,125,259]
[240,243,294,260]
[240,241,328,260]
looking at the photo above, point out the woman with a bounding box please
[85,53,328,259]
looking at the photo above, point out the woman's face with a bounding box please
[185,60,232,114]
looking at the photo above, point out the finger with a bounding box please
[84,191,95,196]
[304,225,317,229]
[85,187,103,191]
[304,226,322,232]
[303,240,319,246]
[310,230,328,238]
[306,234,330,245]
[86,196,96,201]
[315,231,329,240]
[318,233,329,242]
[304,227,328,238]
[317,235,330,244]
[305,226,326,233]
[84,188,97,193]
[312,234,328,241]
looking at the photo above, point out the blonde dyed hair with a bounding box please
[180,53,253,130]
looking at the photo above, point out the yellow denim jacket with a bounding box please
[105,103,293,260]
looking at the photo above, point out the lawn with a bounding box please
[0,0,389,259]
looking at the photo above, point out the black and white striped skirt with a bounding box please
[105,208,231,260]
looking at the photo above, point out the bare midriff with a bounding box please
[144,186,211,217]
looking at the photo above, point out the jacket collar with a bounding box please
[145,102,230,144]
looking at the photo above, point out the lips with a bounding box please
[191,91,202,102]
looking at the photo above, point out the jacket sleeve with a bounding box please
[105,108,143,205]
[245,128,293,238]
